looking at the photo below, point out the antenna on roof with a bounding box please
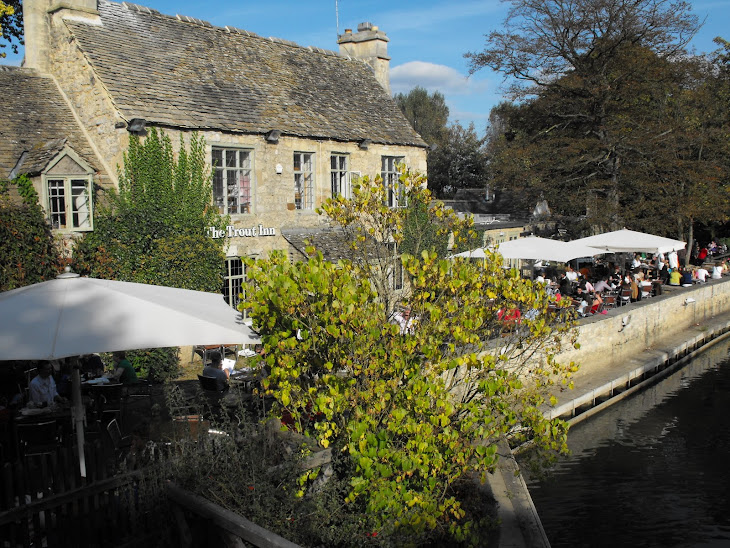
[335,0,340,38]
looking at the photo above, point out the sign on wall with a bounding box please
[208,225,276,239]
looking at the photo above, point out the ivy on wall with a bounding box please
[0,175,62,291]
[73,129,227,292]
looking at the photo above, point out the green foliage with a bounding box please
[243,171,578,545]
[428,122,490,198]
[471,0,728,240]
[0,0,21,58]
[0,175,62,291]
[126,347,180,382]
[394,86,450,146]
[394,88,491,199]
[401,198,450,258]
[73,129,226,292]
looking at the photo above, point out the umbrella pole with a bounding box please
[71,359,87,478]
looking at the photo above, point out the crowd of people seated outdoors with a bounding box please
[535,245,729,318]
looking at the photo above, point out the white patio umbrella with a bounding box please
[571,229,686,254]
[0,269,260,476]
[497,237,604,262]
[449,247,488,259]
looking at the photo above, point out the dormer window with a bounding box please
[42,148,94,232]
[47,178,92,230]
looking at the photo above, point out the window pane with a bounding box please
[213,148,253,215]
[213,169,225,213]
[70,180,91,228]
[294,153,314,209]
[212,149,222,167]
[48,180,66,229]
[226,169,239,214]
[223,258,246,311]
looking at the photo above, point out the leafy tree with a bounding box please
[467,0,730,243]
[428,121,490,198]
[394,88,491,198]
[394,86,449,146]
[73,129,226,292]
[0,0,21,58]
[0,175,62,291]
[243,171,578,545]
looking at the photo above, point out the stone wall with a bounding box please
[557,278,730,379]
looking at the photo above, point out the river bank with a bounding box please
[488,278,730,547]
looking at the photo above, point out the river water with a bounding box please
[524,337,730,548]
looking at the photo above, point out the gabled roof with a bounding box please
[64,1,427,147]
[0,67,98,178]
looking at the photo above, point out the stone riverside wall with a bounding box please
[556,277,730,379]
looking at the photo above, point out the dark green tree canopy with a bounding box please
[428,122,489,198]
[394,86,449,145]
[468,0,727,243]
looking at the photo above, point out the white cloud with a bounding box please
[390,61,489,96]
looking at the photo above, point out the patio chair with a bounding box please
[198,375,222,393]
[602,293,618,310]
[619,288,632,307]
[17,420,60,458]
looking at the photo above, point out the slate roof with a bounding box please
[0,67,98,178]
[282,228,384,262]
[64,1,427,147]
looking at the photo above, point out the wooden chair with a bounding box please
[602,293,618,310]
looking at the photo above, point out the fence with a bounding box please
[0,441,166,548]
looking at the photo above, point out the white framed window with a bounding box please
[46,177,93,231]
[223,257,247,314]
[381,156,405,208]
[294,152,314,210]
[212,147,253,215]
[330,154,350,199]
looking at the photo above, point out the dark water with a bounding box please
[524,338,730,548]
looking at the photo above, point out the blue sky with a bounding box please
[5,0,729,133]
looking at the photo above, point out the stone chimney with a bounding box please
[338,22,391,94]
[23,0,99,71]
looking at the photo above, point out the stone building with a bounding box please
[3,0,427,305]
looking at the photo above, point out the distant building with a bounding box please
[1,0,427,306]
[441,187,555,270]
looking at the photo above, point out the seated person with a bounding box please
[202,351,229,393]
[695,266,710,283]
[29,362,67,407]
[112,351,138,384]
[712,263,724,280]
[593,276,613,294]
[681,269,694,287]
[81,354,104,378]
[574,286,594,316]
[564,265,579,283]
[668,269,682,286]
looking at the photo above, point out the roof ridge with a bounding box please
[113,0,343,59]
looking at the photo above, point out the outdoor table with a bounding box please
[229,370,259,393]
[14,403,75,456]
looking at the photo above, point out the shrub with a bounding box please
[0,175,62,291]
